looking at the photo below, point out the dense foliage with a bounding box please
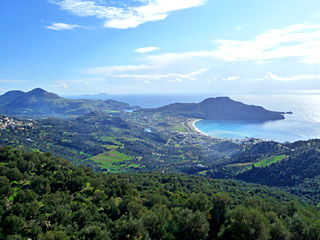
[208,140,320,204]
[1,147,320,239]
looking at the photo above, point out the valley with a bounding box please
[0,89,320,205]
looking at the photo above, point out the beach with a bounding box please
[185,119,208,136]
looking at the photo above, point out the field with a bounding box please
[227,154,286,174]
[253,154,286,168]
[89,150,137,172]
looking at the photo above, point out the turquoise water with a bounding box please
[195,94,320,142]
[69,92,320,142]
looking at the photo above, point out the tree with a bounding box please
[270,219,291,240]
[220,206,270,240]
[209,193,232,239]
[171,208,209,240]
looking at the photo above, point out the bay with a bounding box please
[79,92,320,142]
[195,93,320,142]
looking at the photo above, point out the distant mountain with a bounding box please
[0,90,25,106]
[65,93,110,100]
[104,99,140,111]
[0,88,139,119]
[144,97,285,121]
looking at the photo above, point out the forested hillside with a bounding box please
[208,140,320,204]
[1,147,320,239]
[0,88,137,119]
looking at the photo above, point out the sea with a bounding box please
[73,92,320,143]
[195,93,320,143]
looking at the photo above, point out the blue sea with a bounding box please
[78,92,320,143]
[194,93,320,142]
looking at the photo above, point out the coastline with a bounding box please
[185,119,209,137]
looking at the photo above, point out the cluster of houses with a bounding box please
[0,115,34,131]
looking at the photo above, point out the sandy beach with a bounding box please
[185,119,209,136]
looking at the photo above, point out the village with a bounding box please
[0,115,34,131]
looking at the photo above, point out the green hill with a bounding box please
[0,147,319,239]
[208,140,320,204]
[0,88,138,119]
[143,97,285,121]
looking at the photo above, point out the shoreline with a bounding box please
[185,119,209,137]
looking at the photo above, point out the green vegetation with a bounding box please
[208,140,320,204]
[0,112,241,175]
[1,147,320,239]
[144,97,285,121]
[0,88,138,119]
[253,154,286,168]
[172,124,189,133]
[90,150,134,172]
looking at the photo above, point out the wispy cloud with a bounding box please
[213,24,320,63]
[224,76,240,81]
[87,65,157,75]
[112,68,209,81]
[265,72,320,81]
[49,83,68,88]
[134,47,159,53]
[49,0,207,29]
[236,24,249,31]
[46,22,81,30]
[142,24,320,65]
[55,78,105,84]
[0,79,27,84]
[167,78,183,83]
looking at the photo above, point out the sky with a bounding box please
[1,0,320,95]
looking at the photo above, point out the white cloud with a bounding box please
[49,0,207,29]
[112,68,209,80]
[265,72,320,81]
[143,80,150,84]
[226,76,240,81]
[236,24,249,31]
[87,65,157,75]
[143,24,320,65]
[49,83,68,88]
[59,78,105,83]
[134,47,159,53]
[0,88,5,92]
[212,24,320,62]
[167,78,183,83]
[46,22,81,30]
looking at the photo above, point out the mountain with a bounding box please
[65,92,110,100]
[0,90,25,106]
[104,99,140,111]
[0,88,139,119]
[144,97,285,121]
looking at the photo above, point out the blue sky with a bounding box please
[1,0,320,95]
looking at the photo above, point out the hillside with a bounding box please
[0,113,240,173]
[207,140,320,204]
[0,88,138,119]
[1,112,320,204]
[143,97,285,121]
[1,147,319,240]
